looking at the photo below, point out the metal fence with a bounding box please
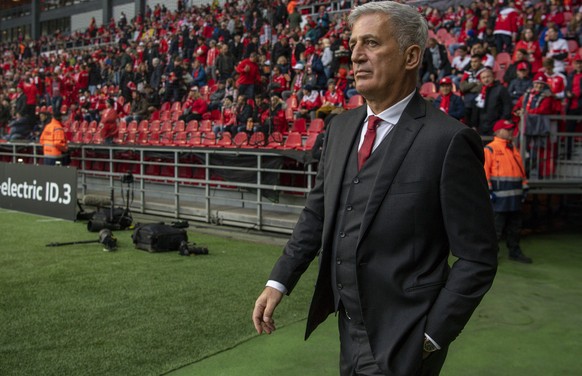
[1,126,580,233]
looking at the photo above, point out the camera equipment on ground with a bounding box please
[46,229,118,252]
[86,172,134,232]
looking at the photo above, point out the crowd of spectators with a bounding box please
[0,0,581,147]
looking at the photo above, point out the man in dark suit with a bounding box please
[252,2,498,375]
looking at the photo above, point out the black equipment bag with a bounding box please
[132,223,188,252]
[87,207,133,232]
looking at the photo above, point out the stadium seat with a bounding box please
[186,131,203,147]
[199,119,212,133]
[185,120,199,132]
[171,101,182,112]
[286,95,298,111]
[82,131,94,144]
[137,120,149,132]
[159,131,174,146]
[345,94,365,110]
[174,120,185,132]
[159,110,170,121]
[160,102,171,112]
[243,132,266,148]
[300,132,319,151]
[419,82,438,99]
[308,118,325,134]
[125,130,138,144]
[148,131,162,145]
[160,120,173,133]
[290,118,307,134]
[201,132,216,147]
[217,132,233,147]
[231,132,248,148]
[278,131,303,150]
[126,120,138,133]
[173,131,189,146]
[265,132,284,148]
[170,110,182,122]
[495,52,512,71]
[136,130,150,145]
[149,120,161,132]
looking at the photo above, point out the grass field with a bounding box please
[1,209,581,375]
[0,209,316,376]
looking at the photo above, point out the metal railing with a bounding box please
[0,142,316,233]
[1,126,580,232]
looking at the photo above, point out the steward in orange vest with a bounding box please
[40,111,68,165]
[484,119,532,264]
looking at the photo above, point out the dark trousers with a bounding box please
[338,310,448,376]
[494,211,522,256]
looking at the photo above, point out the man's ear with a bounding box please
[405,45,422,71]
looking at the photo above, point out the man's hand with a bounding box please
[252,287,284,335]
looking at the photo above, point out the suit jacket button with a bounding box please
[346,205,353,211]
[353,177,360,184]
[336,258,342,265]
[339,231,346,238]
[337,283,343,289]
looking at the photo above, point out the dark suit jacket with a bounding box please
[269,92,497,375]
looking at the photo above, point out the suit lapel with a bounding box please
[357,93,427,245]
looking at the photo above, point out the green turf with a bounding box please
[2,209,581,376]
[0,209,317,376]
[171,232,582,376]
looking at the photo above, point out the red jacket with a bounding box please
[235,59,261,86]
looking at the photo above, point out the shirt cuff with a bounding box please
[266,280,288,294]
[424,333,441,350]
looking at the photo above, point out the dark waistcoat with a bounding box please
[331,124,397,323]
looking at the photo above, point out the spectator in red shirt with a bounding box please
[297,84,322,121]
[235,52,261,99]
[98,98,118,144]
[315,81,344,119]
[180,87,208,122]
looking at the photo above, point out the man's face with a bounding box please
[439,84,452,95]
[480,70,494,85]
[350,13,406,102]
[575,60,582,72]
[470,57,482,70]
[547,28,558,41]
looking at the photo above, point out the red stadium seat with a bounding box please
[278,131,303,150]
[217,132,233,147]
[308,118,325,134]
[345,94,365,110]
[290,118,307,134]
[231,132,248,148]
[265,132,284,148]
[185,120,199,132]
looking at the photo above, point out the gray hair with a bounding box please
[348,1,428,54]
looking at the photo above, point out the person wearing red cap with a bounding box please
[433,77,465,120]
[513,72,557,118]
[484,119,533,263]
[503,49,532,85]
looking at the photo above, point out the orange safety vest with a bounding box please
[40,118,68,157]
[484,137,528,212]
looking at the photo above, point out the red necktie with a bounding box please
[358,115,381,170]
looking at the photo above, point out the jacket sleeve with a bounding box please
[425,128,498,347]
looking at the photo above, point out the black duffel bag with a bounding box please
[132,223,188,252]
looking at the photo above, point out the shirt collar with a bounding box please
[365,90,415,126]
